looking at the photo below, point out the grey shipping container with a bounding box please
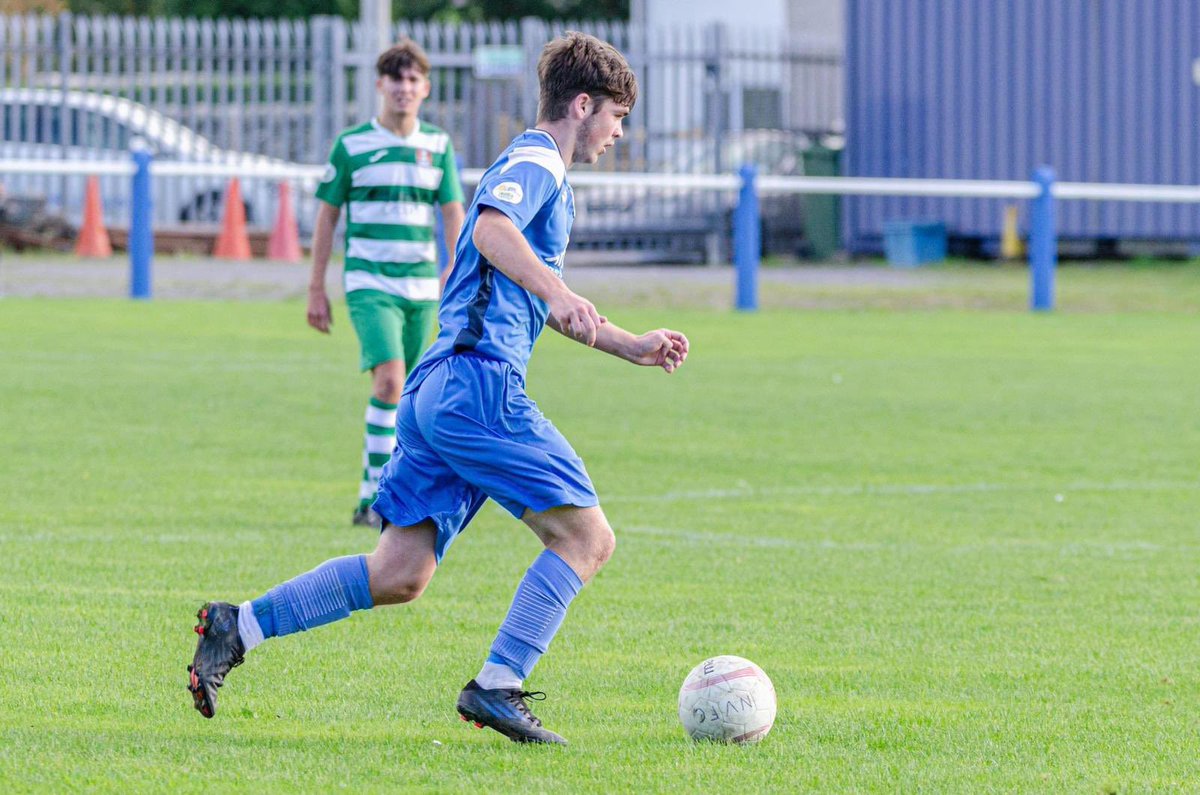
[844,0,1200,253]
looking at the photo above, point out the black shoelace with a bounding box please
[506,690,547,726]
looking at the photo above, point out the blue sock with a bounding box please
[487,550,584,679]
[250,555,374,639]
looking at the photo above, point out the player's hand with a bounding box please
[549,290,605,347]
[306,286,332,334]
[628,328,689,373]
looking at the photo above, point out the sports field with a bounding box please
[1,263,1198,792]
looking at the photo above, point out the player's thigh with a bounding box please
[415,357,598,520]
[400,299,438,371]
[373,389,490,563]
[346,289,404,372]
[367,520,439,604]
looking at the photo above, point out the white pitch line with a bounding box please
[604,480,1200,504]
[616,524,1179,555]
[617,524,890,550]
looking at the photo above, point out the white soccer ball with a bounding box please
[678,655,777,743]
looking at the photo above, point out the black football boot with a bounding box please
[187,602,245,718]
[455,679,567,745]
[351,505,382,528]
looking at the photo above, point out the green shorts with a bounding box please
[346,289,438,372]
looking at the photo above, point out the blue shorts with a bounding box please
[372,353,598,561]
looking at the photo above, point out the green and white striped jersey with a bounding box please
[316,118,464,301]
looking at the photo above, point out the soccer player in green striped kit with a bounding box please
[307,39,466,526]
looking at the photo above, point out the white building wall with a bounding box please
[632,0,840,38]
[786,0,844,133]
[642,0,785,30]
[626,0,844,151]
[631,0,789,144]
[787,0,843,39]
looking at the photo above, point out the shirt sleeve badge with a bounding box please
[491,181,524,204]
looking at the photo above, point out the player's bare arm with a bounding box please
[547,316,689,373]
[306,201,341,334]
[473,207,605,345]
[439,201,466,292]
[594,323,689,373]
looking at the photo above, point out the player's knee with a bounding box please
[599,525,616,561]
[366,540,435,605]
[588,523,616,569]
[373,374,404,401]
[388,575,429,604]
[372,569,430,604]
[371,360,406,400]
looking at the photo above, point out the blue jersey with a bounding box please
[405,129,573,393]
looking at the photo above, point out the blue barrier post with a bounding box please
[733,164,760,311]
[435,208,448,273]
[129,147,154,300]
[1029,166,1056,311]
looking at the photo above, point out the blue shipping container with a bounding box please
[845,0,1200,253]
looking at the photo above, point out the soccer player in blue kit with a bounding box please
[187,32,689,745]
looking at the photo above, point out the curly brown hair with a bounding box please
[537,32,638,122]
[376,39,431,78]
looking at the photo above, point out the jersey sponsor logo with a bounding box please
[491,181,524,204]
[368,150,388,163]
[544,251,565,274]
[321,164,337,183]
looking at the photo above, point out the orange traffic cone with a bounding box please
[74,175,113,257]
[267,181,302,263]
[213,177,252,260]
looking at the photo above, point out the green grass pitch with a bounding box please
[1,277,1198,792]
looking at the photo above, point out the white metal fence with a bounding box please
[0,12,842,255]
[0,13,843,166]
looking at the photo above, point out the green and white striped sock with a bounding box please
[359,397,398,509]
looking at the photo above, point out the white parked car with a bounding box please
[0,88,313,231]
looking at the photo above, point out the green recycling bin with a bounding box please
[801,144,841,260]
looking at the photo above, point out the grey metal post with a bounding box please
[629,0,647,27]
[704,22,727,174]
[359,0,392,119]
[57,13,72,211]
[520,17,549,124]
[361,0,392,57]
[312,16,335,162]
